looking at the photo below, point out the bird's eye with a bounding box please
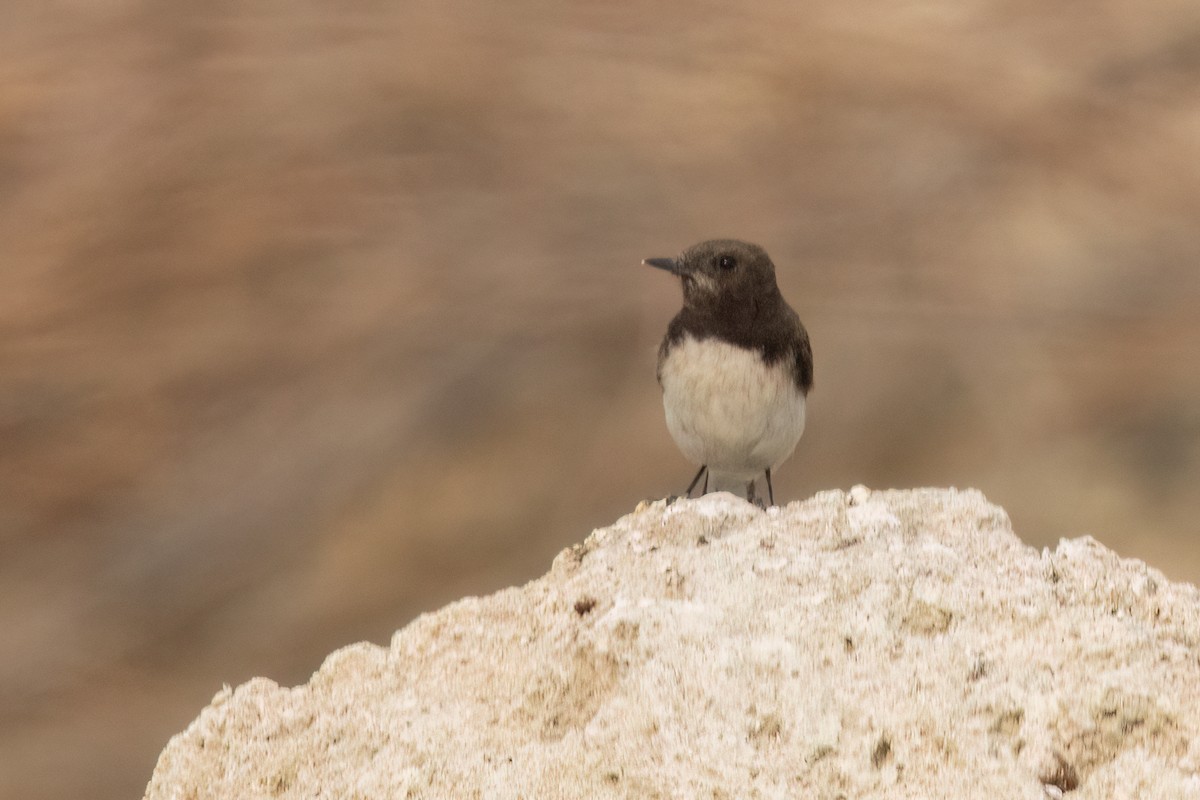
[718,255,736,270]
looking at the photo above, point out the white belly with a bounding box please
[660,335,806,482]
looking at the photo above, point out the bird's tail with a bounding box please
[705,470,756,500]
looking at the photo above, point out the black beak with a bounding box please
[643,257,682,275]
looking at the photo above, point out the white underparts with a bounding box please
[659,334,806,488]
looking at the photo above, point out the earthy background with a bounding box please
[2,2,1198,798]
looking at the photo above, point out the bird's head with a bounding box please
[644,239,779,309]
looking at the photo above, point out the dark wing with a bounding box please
[794,322,813,394]
[655,315,687,384]
[787,307,813,394]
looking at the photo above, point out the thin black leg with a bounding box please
[765,468,775,506]
[685,465,708,498]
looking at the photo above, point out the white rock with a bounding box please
[143,488,1200,799]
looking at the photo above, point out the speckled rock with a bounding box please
[143,488,1200,799]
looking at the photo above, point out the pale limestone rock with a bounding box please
[143,488,1200,799]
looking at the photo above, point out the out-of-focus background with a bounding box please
[2,1,1198,797]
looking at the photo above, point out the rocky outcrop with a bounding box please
[143,488,1200,799]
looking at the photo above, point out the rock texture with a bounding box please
[143,488,1200,799]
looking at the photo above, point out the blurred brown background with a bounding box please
[2,1,1198,797]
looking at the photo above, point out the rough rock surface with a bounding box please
[144,488,1200,799]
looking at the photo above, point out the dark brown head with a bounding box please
[644,239,781,312]
[646,239,812,394]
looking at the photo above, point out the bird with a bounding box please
[645,239,813,506]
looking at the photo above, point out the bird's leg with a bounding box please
[765,468,775,507]
[684,465,708,498]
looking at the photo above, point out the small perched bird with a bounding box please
[645,240,813,506]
